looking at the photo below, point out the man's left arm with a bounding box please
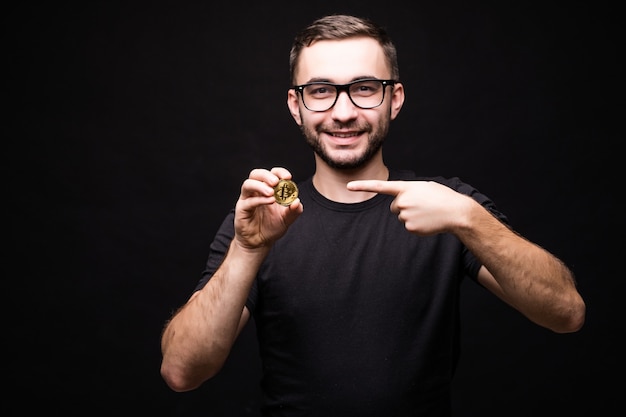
[347,179,586,333]
[458,201,585,333]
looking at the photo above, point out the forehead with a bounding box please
[295,37,389,84]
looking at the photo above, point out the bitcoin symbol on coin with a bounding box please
[274,179,299,206]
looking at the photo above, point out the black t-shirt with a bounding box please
[196,169,508,417]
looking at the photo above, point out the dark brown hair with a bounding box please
[289,14,400,84]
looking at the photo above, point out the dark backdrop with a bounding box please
[6,1,622,415]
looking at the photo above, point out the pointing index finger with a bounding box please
[347,180,405,196]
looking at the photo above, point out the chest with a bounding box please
[257,206,463,318]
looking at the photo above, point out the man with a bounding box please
[160,14,585,416]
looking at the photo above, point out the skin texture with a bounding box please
[160,34,585,394]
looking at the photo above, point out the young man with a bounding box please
[160,14,585,416]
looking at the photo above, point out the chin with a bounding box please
[325,155,370,170]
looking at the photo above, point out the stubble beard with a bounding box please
[300,116,390,170]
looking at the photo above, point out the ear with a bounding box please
[389,83,405,120]
[287,89,303,125]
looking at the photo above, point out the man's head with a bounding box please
[287,15,405,170]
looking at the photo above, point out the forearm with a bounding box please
[456,197,585,333]
[160,241,268,391]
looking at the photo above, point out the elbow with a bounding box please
[565,299,587,333]
[160,361,219,393]
[160,363,201,392]
[551,295,586,334]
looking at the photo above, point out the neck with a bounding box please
[312,155,389,203]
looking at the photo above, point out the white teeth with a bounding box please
[333,133,356,138]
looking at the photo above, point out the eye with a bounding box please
[306,84,335,97]
[351,81,380,96]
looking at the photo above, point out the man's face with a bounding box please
[287,37,404,170]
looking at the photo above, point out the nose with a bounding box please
[330,90,358,121]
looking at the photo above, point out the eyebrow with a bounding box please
[302,75,382,84]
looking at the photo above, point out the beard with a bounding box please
[299,114,390,170]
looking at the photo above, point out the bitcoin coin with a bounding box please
[274,179,299,206]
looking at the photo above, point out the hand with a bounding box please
[347,179,472,236]
[234,167,303,250]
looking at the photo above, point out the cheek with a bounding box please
[362,111,384,128]
[299,110,325,128]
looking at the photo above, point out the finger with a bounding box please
[287,198,304,215]
[248,168,286,188]
[347,180,406,196]
[270,166,293,181]
[248,168,274,182]
[239,196,277,212]
[241,178,275,198]
[389,199,400,215]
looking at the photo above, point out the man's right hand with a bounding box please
[234,167,303,250]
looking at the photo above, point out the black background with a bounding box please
[6,1,623,415]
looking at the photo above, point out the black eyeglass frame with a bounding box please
[291,78,397,112]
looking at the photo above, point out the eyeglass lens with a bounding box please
[301,80,387,111]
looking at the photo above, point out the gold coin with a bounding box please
[274,179,299,206]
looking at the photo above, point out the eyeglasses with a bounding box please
[291,79,397,112]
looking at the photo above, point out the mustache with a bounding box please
[316,122,372,132]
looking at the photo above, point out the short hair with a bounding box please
[289,14,400,84]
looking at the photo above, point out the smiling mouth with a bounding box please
[330,132,360,138]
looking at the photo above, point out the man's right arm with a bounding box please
[160,241,267,392]
[160,167,303,392]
